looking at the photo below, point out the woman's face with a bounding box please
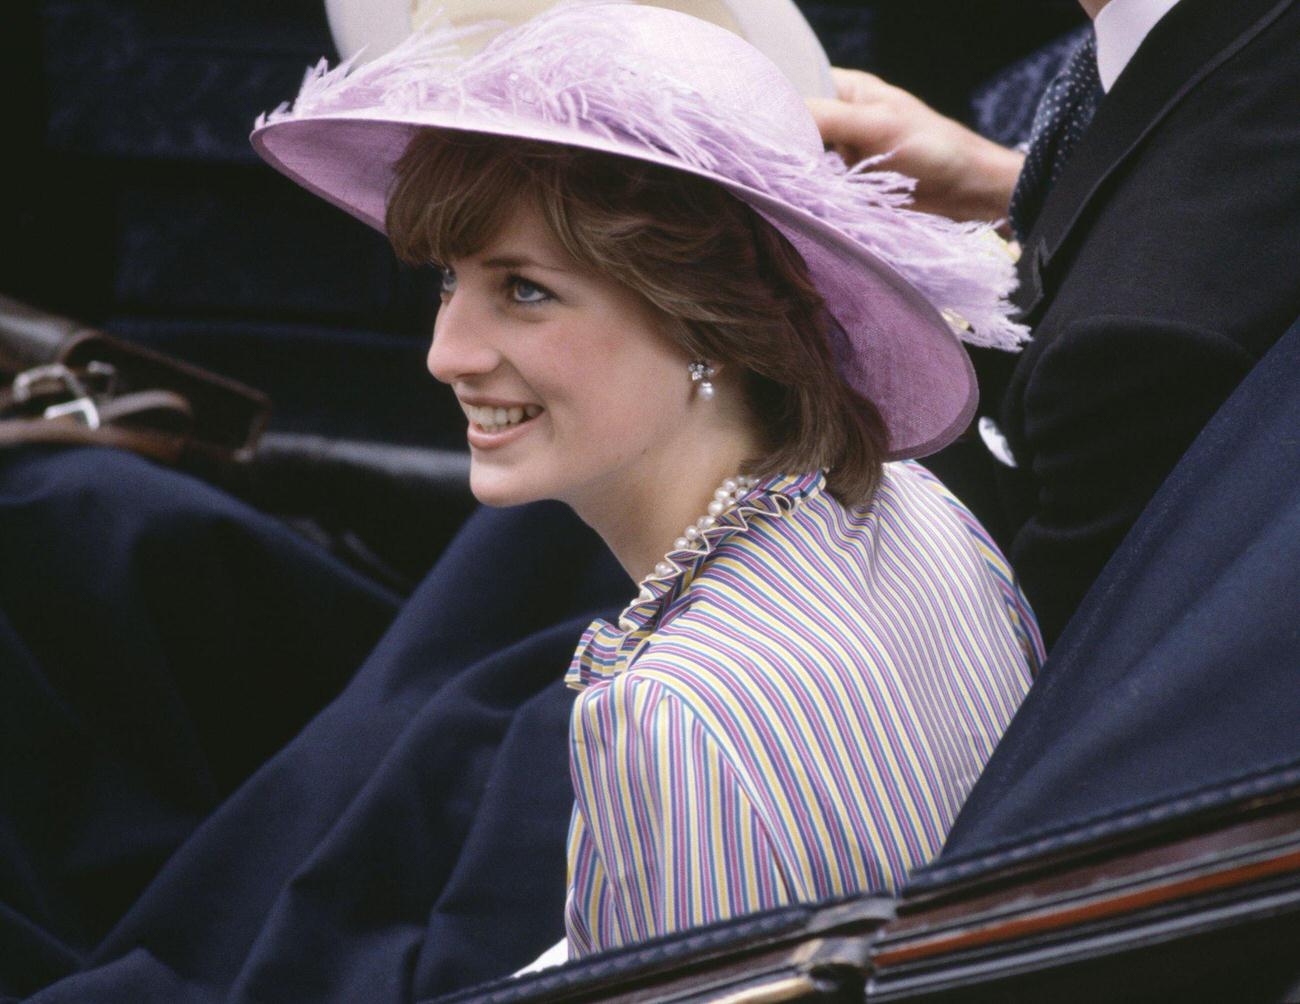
[427,200,698,512]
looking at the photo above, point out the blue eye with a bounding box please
[438,267,458,296]
[510,276,553,305]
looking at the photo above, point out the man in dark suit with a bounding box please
[813,0,1300,645]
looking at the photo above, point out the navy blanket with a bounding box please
[0,446,626,1002]
[927,313,1300,871]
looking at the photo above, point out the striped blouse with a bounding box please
[563,464,1043,958]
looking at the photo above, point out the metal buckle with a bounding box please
[12,363,90,404]
[12,362,109,429]
[83,361,118,396]
[43,397,102,429]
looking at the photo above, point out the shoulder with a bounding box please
[632,463,1028,687]
[1031,1,1300,347]
[569,662,739,772]
[689,463,980,584]
[1017,0,1300,356]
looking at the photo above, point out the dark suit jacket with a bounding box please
[983,0,1300,645]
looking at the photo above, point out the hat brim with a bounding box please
[252,111,976,460]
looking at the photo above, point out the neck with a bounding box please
[1079,0,1111,18]
[571,417,764,586]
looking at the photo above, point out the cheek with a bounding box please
[531,309,690,454]
[539,334,594,387]
[584,356,691,461]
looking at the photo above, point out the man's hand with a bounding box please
[808,68,1024,225]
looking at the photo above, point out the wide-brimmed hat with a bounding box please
[252,1,1026,459]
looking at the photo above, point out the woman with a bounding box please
[254,2,1042,957]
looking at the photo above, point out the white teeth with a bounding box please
[464,403,542,432]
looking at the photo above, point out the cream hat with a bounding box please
[323,0,836,96]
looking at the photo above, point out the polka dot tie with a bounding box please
[1008,30,1104,242]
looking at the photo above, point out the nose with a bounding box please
[426,288,500,385]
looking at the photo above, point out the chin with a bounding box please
[468,468,547,509]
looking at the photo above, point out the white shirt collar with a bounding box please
[1093,0,1182,91]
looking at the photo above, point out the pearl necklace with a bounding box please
[651,473,758,579]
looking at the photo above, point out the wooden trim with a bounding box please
[873,844,1300,967]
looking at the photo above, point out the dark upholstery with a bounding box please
[920,312,1300,876]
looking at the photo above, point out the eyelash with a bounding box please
[436,268,555,307]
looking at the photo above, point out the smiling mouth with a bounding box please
[464,403,543,435]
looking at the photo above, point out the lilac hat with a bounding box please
[252,1,1026,459]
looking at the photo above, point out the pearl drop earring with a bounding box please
[688,360,716,401]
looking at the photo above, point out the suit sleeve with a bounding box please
[568,672,795,951]
[1006,314,1255,642]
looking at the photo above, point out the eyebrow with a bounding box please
[479,254,571,274]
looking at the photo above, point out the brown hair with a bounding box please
[386,131,888,506]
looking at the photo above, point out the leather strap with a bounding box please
[0,379,191,424]
[0,417,186,464]
[1,296,270,480]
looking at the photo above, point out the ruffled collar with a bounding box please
[566,470,825,691]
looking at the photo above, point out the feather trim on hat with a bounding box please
[258,1,1027,350]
